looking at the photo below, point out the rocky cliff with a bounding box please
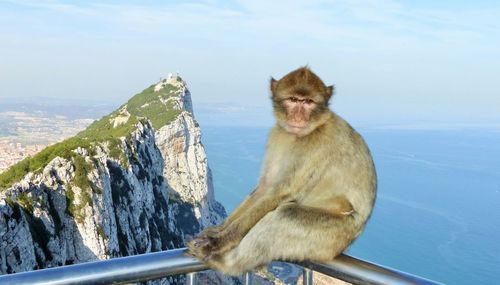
[0,75,230,283]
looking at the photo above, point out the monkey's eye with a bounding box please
[305,99,315,105]
[289,97,299,103]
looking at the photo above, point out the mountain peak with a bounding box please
[154,73,184,92]
[0,74,193,190]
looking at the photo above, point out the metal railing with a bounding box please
[0,248,443,285]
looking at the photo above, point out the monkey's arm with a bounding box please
[221,186,265,228]
[191,186,265,241]
[188,188,289,259]
[187,186,269,257]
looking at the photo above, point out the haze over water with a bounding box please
[202,126,500,285]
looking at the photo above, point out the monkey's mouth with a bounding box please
[287,123,307,129]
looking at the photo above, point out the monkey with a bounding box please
[187,66,377,276]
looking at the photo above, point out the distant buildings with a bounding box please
[0,112,94,173]
[0,141,45,173]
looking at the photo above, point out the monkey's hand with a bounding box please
[187,226,242,262]
[186,236,209,260]
[206,226,243,257]
[186,225,225,259]
[198,225,224,239]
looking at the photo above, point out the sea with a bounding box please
[201,126,500,285]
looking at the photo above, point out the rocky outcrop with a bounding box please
[0,121,184,274]
[0,75,223,284]
[155,86,225,229]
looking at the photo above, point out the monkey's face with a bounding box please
[281,95,317,134]
[271,67,333,137]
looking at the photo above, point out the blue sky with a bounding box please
[0,0,499,125]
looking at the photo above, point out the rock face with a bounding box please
[0,121,180,273]
[154,79,225,229]
[0,75,227,283]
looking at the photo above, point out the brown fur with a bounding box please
[187,66,377,276]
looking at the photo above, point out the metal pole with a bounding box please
[0,248,443,285]
[0,248,207,285]
[303,254,443,285]
[303,268,313,285]
[243,272,253,285]
[186,272,195,285]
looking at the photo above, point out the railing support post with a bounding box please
[244,272,253,285]
[187,272,195,285]
[303,268,313,285]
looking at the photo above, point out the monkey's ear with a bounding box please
[270,77,278,94]
[325,85,334,101]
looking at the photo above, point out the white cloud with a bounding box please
[4,0,498,46]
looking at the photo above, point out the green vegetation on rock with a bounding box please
[77,111,139,141]
[126,83,181,129]
[17,192,34,214]
[0,79,184,197]
[0,137,91,190]
[65,184,92,224]
[97,224,108,240]
[72,155,93,192]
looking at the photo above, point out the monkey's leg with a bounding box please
[206,202,358,276]
[303,195,354,217]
